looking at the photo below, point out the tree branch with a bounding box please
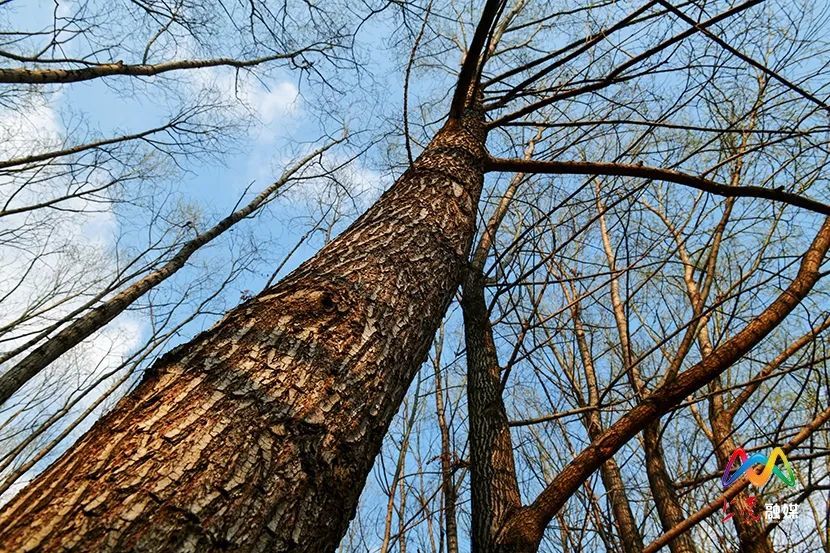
[657,0,830,115]
[0,50,314,84]
[486,157,830,216]
[448,0,503,119]
[643,403,830,552]
[0,137,343,406]
[487,0,762,127]
[496,217,830,548]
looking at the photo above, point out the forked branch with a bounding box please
[448,0,504,119]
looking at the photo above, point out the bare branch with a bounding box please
[486,157,830,215]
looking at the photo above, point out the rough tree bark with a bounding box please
[462,270,523,553]
[0,107,487,552]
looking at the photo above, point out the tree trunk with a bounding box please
[432,327,459,553]
[590,426,645,553]
[572,300,644,553]
[461,271,525,553]
[704,336,772,550]
[496,217,830,549]
[709,409,774,553]
[0,109,487,552]
[591,195,695,553]
[641,423,697,553]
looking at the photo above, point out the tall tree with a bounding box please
[0,0,496,537]
[3,1,830,551]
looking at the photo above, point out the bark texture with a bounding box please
[462,271,524,553]
[0,110,487,552]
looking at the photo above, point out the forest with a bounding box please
[0,0,828,551]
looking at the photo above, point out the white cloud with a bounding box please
[249,80,300,123]
[181,52,301,133]
[0,93,62,158]
[0,94,142,353]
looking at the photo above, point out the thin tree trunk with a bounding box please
[496,217,830,550]
[595,196,693,553]
[461,270,523,553]
[708,409,774,553]
[432,326,459,553]
[643,404,830,553]
[398,477,408,553]
[593,436,645,553]
[570,298,644,553]
[641,424,697,553]
[0,108,487,552]
[692,245,772,553]
[458,123,545,553]
[380,382,419,553]
[646,188,763,551]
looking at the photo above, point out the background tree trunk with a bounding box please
[571,299,644,553]
[462,271,524,553]
[641,424,697,553]
[595,196,688,553]
[0,110,487,552]
[708,403,774,553]
[432,327,460,553]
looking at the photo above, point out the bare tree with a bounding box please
[2,1,830,552]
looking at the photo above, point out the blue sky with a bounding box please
[0,0,403,507]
